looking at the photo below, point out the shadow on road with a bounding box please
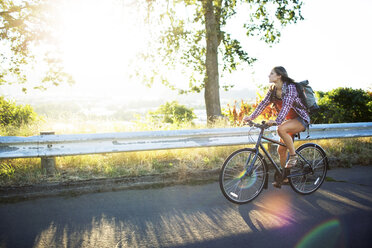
[1,181,372,247]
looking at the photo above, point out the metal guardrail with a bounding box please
[1,122,371,159]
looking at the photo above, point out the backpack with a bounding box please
[294,80,320,115]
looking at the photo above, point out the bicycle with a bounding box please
[219,121,328,204]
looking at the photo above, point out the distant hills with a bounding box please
[2,87,258,121]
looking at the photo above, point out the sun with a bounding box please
[51,0,151,99]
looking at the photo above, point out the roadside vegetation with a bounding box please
[1,137,371,187]
[0,89,371,186]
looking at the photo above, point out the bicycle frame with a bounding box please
[246,125,314,177]
[220,122,328,204]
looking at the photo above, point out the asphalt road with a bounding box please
[1,166,372,248]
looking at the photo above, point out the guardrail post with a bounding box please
[40,131,56,175]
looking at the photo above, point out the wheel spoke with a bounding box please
[220,149,267,204]
[301,177,308,191]
[224,178,240,190]
[289,144,327,195]
[223,171,241,178]
[312,156,327,169]
[227,180,240,196]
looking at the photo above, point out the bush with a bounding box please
[148,101,196,124]
[223,100,253,126]
[0,96,37,128]
[223,91,277,126]
[313,87,372,123]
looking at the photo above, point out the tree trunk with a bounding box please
[203,0,222,123]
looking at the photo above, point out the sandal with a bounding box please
[272,181,282,188]
[285,154,298,168]
[272,178,289,188]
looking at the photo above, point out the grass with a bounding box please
[311,137,372,167]
[0,146,243,186]
[1,117,371,186]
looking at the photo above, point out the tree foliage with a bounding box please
[313,87,372,124]
[0,0,73,92]
[143,0,304,92]
[140,0,303,121]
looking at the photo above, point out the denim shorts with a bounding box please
[296,117,309,131]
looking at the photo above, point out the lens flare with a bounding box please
[296,219,343,248]
[250,191,293,229]
[236,169,258,189]
[237,170,247,179]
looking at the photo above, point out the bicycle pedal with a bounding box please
[272,181,282,189]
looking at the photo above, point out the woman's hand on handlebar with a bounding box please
[267,120,277,127]
[243,118,277,128]
[243,116,252,123]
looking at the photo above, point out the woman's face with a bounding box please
[269,70,281,83]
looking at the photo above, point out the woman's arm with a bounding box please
[248,89,273,120]
[275,83,296,125]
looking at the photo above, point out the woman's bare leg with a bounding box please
[277,143,288,168]
[277,119,305,165]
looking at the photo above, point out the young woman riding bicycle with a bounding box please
[243,66,310,187]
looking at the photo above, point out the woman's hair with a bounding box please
[273,66,295,84]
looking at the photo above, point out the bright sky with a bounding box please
[230,0,372,92]
[2,0,372,103]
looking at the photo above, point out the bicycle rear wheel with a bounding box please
[289,143,328,194]
[219,148,267,204]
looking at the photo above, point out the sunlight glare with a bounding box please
[250,191,294,229]
[53,0,149,98]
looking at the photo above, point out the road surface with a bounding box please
[1,166,372,247]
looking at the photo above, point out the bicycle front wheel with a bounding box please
[219,148,267,204]
[289,143,328,194]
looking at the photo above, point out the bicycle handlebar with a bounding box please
[246,120,277,129]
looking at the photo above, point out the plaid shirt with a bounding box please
[249,82,310,125]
